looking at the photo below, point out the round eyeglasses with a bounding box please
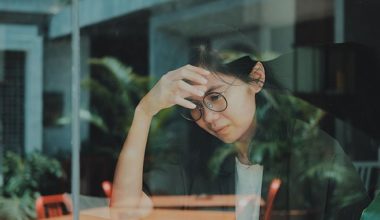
[180,91,228,121]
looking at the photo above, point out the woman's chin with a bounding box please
[207,129,239,143]
[215,134,238,144]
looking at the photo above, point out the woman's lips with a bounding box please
[215,125,229,134]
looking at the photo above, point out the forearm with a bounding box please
[111,104,152,207]
[110,64,209,207]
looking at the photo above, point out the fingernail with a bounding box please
[201,78,208,84]
[198,90,205,96]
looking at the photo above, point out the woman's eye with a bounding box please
[209,94,221,101]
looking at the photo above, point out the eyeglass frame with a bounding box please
[181,78,237,121]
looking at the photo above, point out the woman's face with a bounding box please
[191,68,264,143]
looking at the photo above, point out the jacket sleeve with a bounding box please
[326,142,371,220]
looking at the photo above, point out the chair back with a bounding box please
[353,161,380,191]
[102,180,112,198]
[35,193,72,219]
[263,178,282,220]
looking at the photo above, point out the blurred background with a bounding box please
[0,0,380,219]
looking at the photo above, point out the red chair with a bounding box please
[102,180,113,198]
[35,193,72,219]
[263,178,282,220]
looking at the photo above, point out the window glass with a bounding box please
[1,1,379,220]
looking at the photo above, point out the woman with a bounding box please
[111,47,369,220]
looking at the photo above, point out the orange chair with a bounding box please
[263,178,282,220]
[35,193,73,219]
[101,180,113,198]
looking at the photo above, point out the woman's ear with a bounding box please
[249,61,265,93]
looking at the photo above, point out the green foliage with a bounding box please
[2,151,63,198]
[82,57,176,158]
[54,57,156,161]
[0,151,63,220]
[85,57,149,136]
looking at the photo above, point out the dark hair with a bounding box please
[189,45,284,91]
[190,45,258,84]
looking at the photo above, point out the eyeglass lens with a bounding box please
[181,92,228,121]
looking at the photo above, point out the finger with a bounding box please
[181,85,207,99]
[166,65,209,84]
[181,71,208,85]
[184,64,211,76]
[177,80,205,97]
[175,85,208,104]
[174,96,197,109]
[191,85,207,93]
[168,68,208,85]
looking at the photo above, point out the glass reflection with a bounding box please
[1,0,380,220]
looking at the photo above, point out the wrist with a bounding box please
[136,99,155,119]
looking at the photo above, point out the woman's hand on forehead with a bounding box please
[138,64,211,116]
[167,65,210,84]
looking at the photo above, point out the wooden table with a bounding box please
[47,194,264,220]
[81,207,234,220]
[151,194,264,207]
[46,207,235,220]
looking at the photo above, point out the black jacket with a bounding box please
[143,93,370,220]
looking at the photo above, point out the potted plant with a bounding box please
[0,151,64,220]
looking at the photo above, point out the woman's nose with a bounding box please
[202,107,220,123]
